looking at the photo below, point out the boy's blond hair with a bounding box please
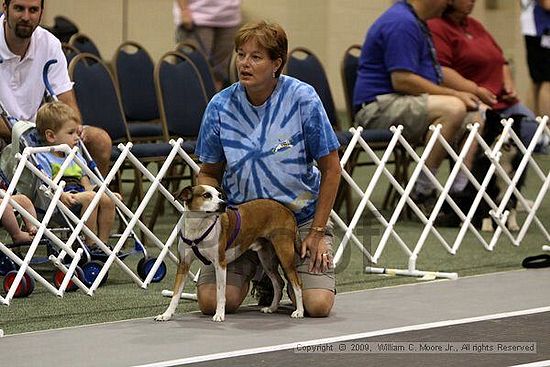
[36,101,81,140]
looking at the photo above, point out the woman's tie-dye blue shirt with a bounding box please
[195,75,339,224]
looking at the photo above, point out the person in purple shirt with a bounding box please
[353,0,483,210]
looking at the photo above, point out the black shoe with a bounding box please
[411,190,437,216]
[251,273,274,307]
[435,187,477,227]
[434,210,461,227]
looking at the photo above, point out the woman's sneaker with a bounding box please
[251,273,274,307]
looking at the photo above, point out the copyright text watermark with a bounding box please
[294,342,537,354]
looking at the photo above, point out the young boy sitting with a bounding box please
[34,101,117,251]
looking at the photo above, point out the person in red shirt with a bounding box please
[428,0,547,152]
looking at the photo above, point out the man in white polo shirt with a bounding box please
[0,0,112,176]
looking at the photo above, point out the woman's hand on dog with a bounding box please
[301,232,332,273]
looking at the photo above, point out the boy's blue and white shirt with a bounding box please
[196,75,339,225]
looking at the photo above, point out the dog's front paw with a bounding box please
[212,313,225,322]
[507,220,520,232]
[260,306,274,314]
[154,313,172,322]
[481,218,494,232]
[291,310,304,318]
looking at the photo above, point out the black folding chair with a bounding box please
[341,45,410,211]
[286,47,396,220]
[112,41,163,141]
[69,33,102,59]
[176,41,217,100]
[148,50,209,228]
[68,53,193,213]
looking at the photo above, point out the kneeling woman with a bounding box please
[194,20,341,317]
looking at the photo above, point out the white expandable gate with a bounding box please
[2,116,548,305]
[0,137,200,305]
[331,115,550,280]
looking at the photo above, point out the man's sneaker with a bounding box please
[410,190,437,217]
[434,209,461,227]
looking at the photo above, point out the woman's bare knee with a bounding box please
[197,283,246,315]
[303,289,334,317]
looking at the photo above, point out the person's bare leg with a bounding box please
[97,193,115,243]
[12,195,38,235]
[303,289,334,317]
[425,95,467,170]
[531,82,540,116]
[0,199,33,244]
[537,81,550,119]
[81,126,112,177]
[460,111,484,169]
[197,283,249,315]
[75,192,99,246]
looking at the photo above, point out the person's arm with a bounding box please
[197,162,225,187]
[58,90,82,121]
[176,0,193,30]
[441,66,497,106]
[539,0,550,11]
[80,175,94,191]
[501,63,518,102]
[391,70,481,110]
[0,119,11,140]
[300,150,341,273]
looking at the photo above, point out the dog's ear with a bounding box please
[483,109,504,144]
[508,113,525,137]
[174,186,194,202]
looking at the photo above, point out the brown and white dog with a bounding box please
[155,184,304,322]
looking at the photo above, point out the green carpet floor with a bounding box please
[1,153,548,335]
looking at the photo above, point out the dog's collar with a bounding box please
[179,217,218,265]
[181,210,224,217]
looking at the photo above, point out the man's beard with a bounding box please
[14,23,35,38]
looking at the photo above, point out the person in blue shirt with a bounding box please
[195,20,341,317]
[353,0,483,208]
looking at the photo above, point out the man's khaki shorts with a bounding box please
[355,93,479,146]
[197,219,336,292]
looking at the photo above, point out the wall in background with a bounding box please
[42,0,532,115]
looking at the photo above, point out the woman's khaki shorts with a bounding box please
[196,219,336,291]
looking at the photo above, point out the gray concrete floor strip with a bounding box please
[0,269,548,367]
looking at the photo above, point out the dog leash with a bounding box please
[178,207,242,266]
[179,217,218,265]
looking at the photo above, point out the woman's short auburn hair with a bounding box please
[234,20,288,77]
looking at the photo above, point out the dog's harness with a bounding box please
[179,207,241,266]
